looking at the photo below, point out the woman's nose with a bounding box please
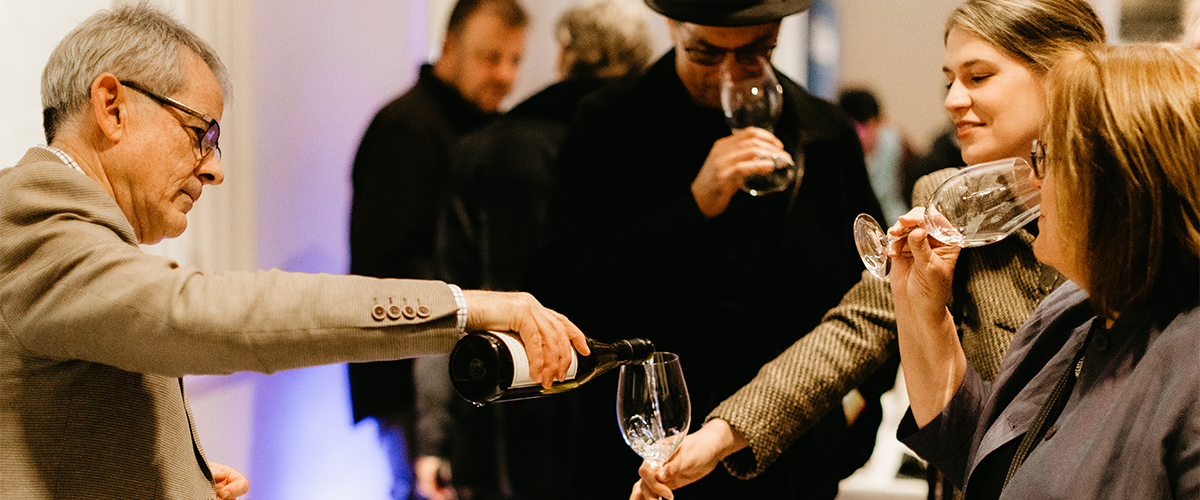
[944,79,970,112]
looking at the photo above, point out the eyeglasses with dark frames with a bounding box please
[1030,140,1046,179]
[683,45,776,67]
[120,80,221,161]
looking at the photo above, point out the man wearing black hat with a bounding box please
[534,0,889,498]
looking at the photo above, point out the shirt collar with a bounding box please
[35,145,85,174]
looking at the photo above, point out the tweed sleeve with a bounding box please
[708,272,898,478]
[707,168,963,478]
[708,167,1053,479]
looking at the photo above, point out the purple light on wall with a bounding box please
[248,0,427,498]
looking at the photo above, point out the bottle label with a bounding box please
[493,331,578,388]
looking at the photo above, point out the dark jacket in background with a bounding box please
[348,64,495,425]
[415,78,618,500]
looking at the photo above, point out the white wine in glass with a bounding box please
[617,352,691,469]
[853,156,1042,278]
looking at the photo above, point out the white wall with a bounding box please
[0,1,112,168]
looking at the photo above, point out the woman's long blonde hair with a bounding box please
[1044,43,1200,318]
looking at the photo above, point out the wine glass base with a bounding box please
[853,213,892,279]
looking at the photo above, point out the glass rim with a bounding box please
[634,351,679,366]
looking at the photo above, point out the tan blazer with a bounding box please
[0,148,462,499]
[709,168,1065,478]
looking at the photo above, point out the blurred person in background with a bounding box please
[348,1,527,498]
[838,87,917,222]
[906,123,965,208]
[412,2,653,499]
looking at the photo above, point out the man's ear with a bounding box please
[90,73,127,143]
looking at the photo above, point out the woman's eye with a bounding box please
[970,74,992,83]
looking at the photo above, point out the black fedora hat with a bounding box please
[644,0,811,27]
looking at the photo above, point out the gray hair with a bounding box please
[41,3,230,143]
[556,0,653,80]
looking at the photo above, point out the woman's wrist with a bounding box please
[698,418,749,461]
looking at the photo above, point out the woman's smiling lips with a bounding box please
[956,120,983,138]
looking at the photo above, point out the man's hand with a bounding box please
[211,462,249,500]
[691,127,793,218]
[629,419,749,500]
[414,456,455,500]
[461,290,590,388]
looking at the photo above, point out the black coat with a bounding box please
[417,78,618,500]
[532,52,886,499]
[348,64,495,424]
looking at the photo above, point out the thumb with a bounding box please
[908,228,932,263]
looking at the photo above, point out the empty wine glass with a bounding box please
[720,55,801,196]
[853,156,1041,278]
[617,352,691,469]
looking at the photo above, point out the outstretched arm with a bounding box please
[462,290,590,387]
[630,419,748,500]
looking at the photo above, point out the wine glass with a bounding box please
[853,156,1041,278]
[617,352,691,469]
[720,55,801,196]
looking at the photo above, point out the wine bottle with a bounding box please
[449,331,654,405]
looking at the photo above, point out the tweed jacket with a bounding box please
[709,167,1065,478]
[0,148,463,500]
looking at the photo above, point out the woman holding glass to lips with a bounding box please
[893,43,1200,499]
[632,1,1103,498]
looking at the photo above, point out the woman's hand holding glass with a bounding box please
[853,157,1042,278]
[886,207,962,309]
[887,207,970,427]
[628,419,748,500]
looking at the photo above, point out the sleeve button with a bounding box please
[416,305,431,319]
[371,305,387,321]
[403,305,417,320]
[387,304,402,320]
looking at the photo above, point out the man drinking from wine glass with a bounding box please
[530,0,888,498]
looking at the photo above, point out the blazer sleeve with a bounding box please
[1,163,462,377]
[707,167,961,478]
[708,271,898,478]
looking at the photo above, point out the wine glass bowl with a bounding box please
[720,56,800,196]
[854,157,1042,279]
[617,352,691,469]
